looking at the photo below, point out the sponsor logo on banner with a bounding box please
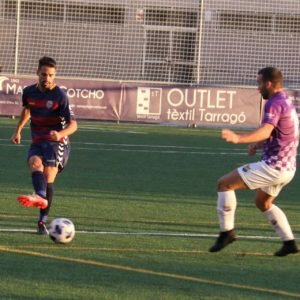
[136,87,162,120]
[130,85,261,126]
[0,77,22,108]
[0,77,24,95]
[0,76,123,120]
[0,76,105,102]
[0,76,9,91]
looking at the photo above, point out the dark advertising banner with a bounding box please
[0,75,122,121]
[0,75,262,127]
[59,80,122,121]
[0,76,25,116]
[122,84,262,127]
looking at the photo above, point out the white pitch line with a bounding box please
[73,147,249,155]
[0,228,280,240]
[0,139,250,154]
[71,141,243,151]
[0,138,248,151]
[0,138,299,155]
[78,231,280,240]
[0,144,248,155]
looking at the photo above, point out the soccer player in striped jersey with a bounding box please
[11,56,77,234]
[209,67,299,256]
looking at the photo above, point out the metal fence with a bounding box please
[0,0,300,88]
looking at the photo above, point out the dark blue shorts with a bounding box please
[28,141,71,173]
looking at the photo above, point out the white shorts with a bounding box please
[237,161,296,197]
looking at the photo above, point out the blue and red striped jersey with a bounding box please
[22,84,75,144]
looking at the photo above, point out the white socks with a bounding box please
[263,204,294,241]
[217,191,237,232]
[216,192,294,241]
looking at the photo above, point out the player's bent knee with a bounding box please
[28,156,43,171]
[44,166,59,182]
[217,178,233,191]
[217,180,226,191]
[255,200,271,212]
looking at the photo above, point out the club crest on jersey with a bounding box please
[46,100,54,109]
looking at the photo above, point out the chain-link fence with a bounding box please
[1,0,300,88]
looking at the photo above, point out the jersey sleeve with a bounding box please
[22,87,29,107]
[59,89,75,123]
[262,101,281,127]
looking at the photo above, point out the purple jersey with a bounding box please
[22,84,75,144]
[261,91,299,171]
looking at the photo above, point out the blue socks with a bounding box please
[39,183,54,223]
[32,171,47,198]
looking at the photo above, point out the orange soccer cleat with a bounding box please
[17,194,48,209]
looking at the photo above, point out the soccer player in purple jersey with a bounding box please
[10,56,77,234]
[209,67,299,256]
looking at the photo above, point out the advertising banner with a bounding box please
[0,75,262,127]
[0,76,122,121]
[122,84,262,127]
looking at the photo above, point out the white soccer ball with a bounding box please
[49,218,75,244]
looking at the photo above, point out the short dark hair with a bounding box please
[258,67,283,87]
[38,56,57,70]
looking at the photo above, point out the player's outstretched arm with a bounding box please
[10,107,30,144]
[221,123,274,145]
[221,129,239,143]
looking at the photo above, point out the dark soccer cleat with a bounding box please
[209,229,237,252]
[18,194,48,209]
[274,240,299,257]
[37,221,49,235]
